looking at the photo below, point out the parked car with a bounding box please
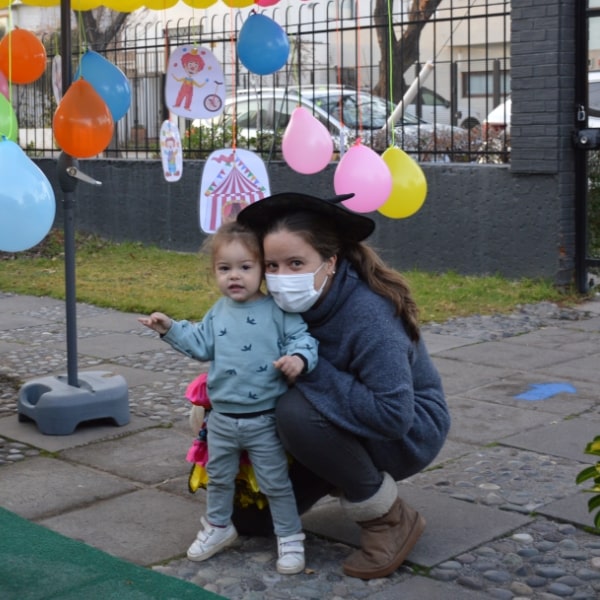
[482,97,511,136]
[404,85,482,130]
[193,86,471,162]
[483,72,600,135]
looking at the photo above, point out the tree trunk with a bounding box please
[372,0,443,103]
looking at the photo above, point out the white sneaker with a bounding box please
[187,517,238,562]
[276,532,306,575]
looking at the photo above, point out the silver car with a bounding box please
[194,86,471,162]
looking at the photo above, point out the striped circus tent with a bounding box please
[200,149,269,233]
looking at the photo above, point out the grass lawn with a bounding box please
[0,230,587,323]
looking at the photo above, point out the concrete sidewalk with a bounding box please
[1,292,600,599]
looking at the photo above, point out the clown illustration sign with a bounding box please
[165,45,225,120]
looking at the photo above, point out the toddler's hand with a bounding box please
[273,355,304,382]
[138,312,172,335]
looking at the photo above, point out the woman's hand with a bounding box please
[138,312,173,335]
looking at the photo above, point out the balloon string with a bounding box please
[387,0,394,146]
[6,6,14,141]
[229,7,236,153]
[163,5,171,123]
[334,0,344,130]
[77,10,87,74]
[356,0,362,136]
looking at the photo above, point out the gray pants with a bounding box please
[206,410,301,537]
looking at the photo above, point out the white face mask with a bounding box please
[266,263,328,312]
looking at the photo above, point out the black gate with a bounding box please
[574,1,600,292]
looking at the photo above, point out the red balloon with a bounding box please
[53,79,114,158]
[0,29,47,85]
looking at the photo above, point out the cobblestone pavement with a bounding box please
[1,293,600,599]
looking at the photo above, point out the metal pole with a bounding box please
[59,0,79,387]
[574,0,589,293]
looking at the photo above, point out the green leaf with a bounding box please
[588,495,600,512]
[585,438,600,455]
[576,465,600,484]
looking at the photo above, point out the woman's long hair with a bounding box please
[263,212,421,341]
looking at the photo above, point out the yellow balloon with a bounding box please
[145,0,180,9]
[378,146,427,219]
[71,0,102,9]
[21,1,60,6]
[223,0,255,6]
[184,0,219,6]
[104,0,145,10]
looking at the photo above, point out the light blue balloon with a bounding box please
[237,14,290,76]
[74,50,131,122]
[0,139,56,253]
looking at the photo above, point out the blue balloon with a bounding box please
[74,50,131,122]
[0,138,56,253]
[237,14,290,76]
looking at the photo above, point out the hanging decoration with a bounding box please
[53,79,114,158]
[237,12,289,76]
[74,50,131,122]
[160,119,183,182]
[0,138,56,253]
[378,146,427,219]
[199,148,270,234]
[334,142,392,213]
[2,1,263,9]
[282,107,334,175]
[375,0,428,220]
[165,45,225,120]
[0,28,47,85]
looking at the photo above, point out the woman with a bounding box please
[235,192,450,580]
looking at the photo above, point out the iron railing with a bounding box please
[12,0,511,163]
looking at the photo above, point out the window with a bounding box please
[462,71,511,98]
[589,80,600,118]
[0,14,8,39]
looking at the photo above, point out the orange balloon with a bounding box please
[0,29,47,85]
[53,79,114,158]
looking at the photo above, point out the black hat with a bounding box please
[237,192,375,242]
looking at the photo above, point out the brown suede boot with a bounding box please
[341,473,426,579]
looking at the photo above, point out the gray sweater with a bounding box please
[297,260,450,470]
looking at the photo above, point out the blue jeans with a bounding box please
[206,410,301,537]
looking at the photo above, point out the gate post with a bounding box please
[510,0,578,287]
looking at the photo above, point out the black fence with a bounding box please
[12,0,511,163]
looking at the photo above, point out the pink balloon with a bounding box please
[0,69,8,100]
[333,142,392,213]
[255,0,280,5]
[282,106,334,174]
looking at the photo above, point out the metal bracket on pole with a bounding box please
[66,166,102,187]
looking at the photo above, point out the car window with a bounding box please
[232,99,260,129]
[269,96,296,130]
[419,87,450,107]
[589,81,600,118]
[335,92,391,129]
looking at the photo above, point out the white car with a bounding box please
[484,72,600,134]
[194,86,470,161]
[482,98,511,136]
[404,86,481,130]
